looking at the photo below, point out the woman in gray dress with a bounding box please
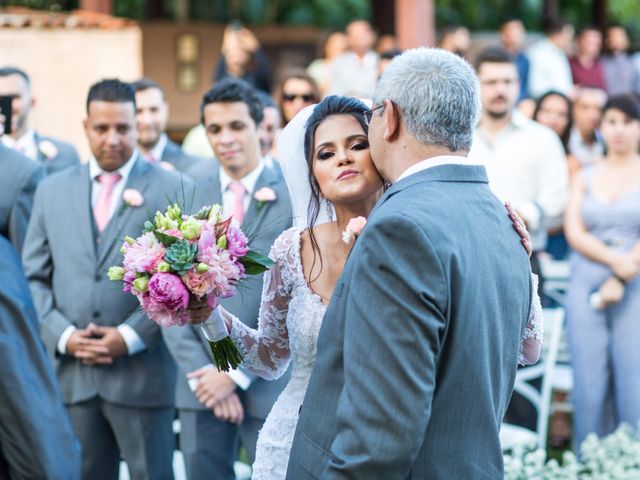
[565,94,640,449]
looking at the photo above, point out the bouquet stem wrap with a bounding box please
[199,310,242,372]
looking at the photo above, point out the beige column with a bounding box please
[395,0,435,49]
[80,0,113,14]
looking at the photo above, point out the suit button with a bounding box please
[93,311,100,318]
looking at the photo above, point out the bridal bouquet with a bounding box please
[108,203,273,371]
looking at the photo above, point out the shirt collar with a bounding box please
[146,133,168,162]
[396,155,482,182]
[89,152,138,183]
[219,161,266,194]
[1,129,35,150]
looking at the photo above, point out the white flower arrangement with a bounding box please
[504,424,640,479]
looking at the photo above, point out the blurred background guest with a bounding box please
[329,20,378,98]
[500,18,530,101]
[214,22,271,93]
[377,49,403,78]
[306,31,347,97]
[0,66,80,175]
[132,77,198,173]
[533,90,574,260]
[569,87,607,172]
[564,94,640,450]
[438,23,471,58]
[570,26,606,90]
[256,90,281,168]
[526,19,574,99]
[277,69,319,126]
[602,24,639,96]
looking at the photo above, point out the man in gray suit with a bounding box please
[23,79,193,480]
[287,48,533,479]
[0,66,81,174]
[132,78,200,173]
[163,78,292,480]
[0,234,81,480]
[0,143,44,254]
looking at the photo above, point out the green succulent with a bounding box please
[165,239,198,275]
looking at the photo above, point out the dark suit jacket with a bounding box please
[287,165,532,479]
[0,235,81,480]
[33,132,81,175]
[23,159,194,408]
[0,145,44,254]
[161,138,200,174]
[163,163,293,419]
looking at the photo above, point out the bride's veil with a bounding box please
[277,104,334,231]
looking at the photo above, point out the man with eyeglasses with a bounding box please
[469,47,569,431]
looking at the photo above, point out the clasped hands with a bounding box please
[598,251,640,306]
[188,366,244,425]
[67,323,128,365]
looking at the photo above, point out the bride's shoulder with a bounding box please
[270,227,303,263]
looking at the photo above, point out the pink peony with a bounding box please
[123,232,166,273]
[163,228,183,240]
[226,225,249,258]
[123,269,137,293]
[199,248,242,298]
[182,270,216,297]
[198,224,217,252]
[144,273,190,326]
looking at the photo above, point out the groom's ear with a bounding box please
[382,99,400,142]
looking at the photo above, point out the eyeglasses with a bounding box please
[282,93,315,102]
[364,104,385,126]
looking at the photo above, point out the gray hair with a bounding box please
[373,48,481,152]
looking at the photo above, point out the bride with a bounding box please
[209,95,542,479]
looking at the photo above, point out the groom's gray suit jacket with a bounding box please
[287,164,532,480]
[22,159,193,408]
[163,161,292,420]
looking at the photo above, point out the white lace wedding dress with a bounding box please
[222,227,543,480]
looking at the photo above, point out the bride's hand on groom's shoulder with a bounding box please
[505,202,532,257]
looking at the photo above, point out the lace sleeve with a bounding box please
[519,273,544,365]
[219,229,299,380]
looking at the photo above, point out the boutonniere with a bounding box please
[159,161,176,172]
[342,216,367,244]
[38,140,58,160]
[123,189,144,208]
[254,187,277,210]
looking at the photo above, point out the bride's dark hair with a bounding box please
[302,95,370,283]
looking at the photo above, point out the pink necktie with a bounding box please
[143,153,156,163]
[228,181,246,225]
[93,172,121,232]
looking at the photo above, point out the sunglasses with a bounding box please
[363,104,385,126]
[282,93,315,102]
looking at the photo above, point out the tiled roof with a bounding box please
[0,7,137,29]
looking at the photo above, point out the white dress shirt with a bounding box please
[1,129,38,160]
[396,155,482,182]
[526,38,573,98]
[568,127,604,168]
[58,153,145,355]
[469,111,570,250]
[189,161,266,392]
[329,50,379,99]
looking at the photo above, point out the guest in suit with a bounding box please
[0,143,44,253]
[0,234,81,480]
[255,90,281,169]
[132,78,199,173]
[162,78,292,480]
[286,47,532,479]
[22,79,194,480]
[0,66,81,174]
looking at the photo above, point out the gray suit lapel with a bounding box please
[243,165,279,234]
[97,159,151,266]
[70,165,97,261]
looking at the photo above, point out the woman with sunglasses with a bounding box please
[203,96,541,479]
[277,70,320,126]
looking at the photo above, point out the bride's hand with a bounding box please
[506,202,532,258]
[187,297,214,325]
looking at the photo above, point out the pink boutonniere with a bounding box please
[342,216,367,244]
[38,140,58,160]
[123,189,144,207]
[254,187,277,210]
[159,161,176,172]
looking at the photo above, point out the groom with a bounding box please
[287,48,533,479]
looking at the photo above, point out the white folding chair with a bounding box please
[500,308,565,451]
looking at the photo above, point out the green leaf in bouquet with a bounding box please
[154,230,180,247]
[193,205,212,220]
[165,239,198,275]
[240,249,275,275]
